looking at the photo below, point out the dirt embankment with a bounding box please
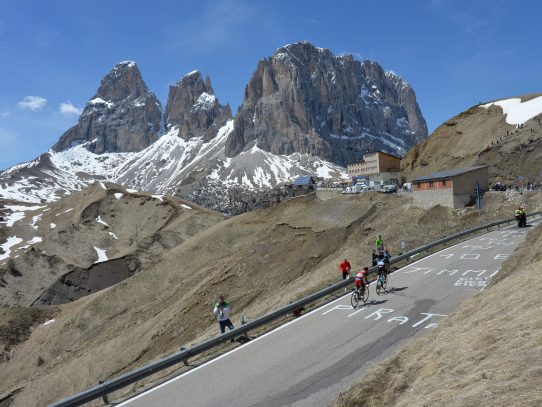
[1,190,541,406]
[402,94,542,184]
[332,223,542,407]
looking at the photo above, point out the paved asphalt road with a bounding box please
[119,222,536,407]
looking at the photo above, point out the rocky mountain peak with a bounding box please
[95,61,149,102]
[164,70,232,142]
[52,61,162,154]
[226,41,427,166]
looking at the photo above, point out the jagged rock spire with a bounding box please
[164,70,232,142]
[52,61,162,153]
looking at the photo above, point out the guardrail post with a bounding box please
[98,381,109,405]
[180,347,189,366]
[240,315,246,325]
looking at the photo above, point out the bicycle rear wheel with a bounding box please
[376,280,384,296]
[350,291,360,308]
[361,285,369,302]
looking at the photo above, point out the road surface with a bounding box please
[119,223,535,407]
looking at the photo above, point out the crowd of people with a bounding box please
[491,180,541,192]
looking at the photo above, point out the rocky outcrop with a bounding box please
[225,41,427,165]
[52,61,162,153]
[164,71,232,142]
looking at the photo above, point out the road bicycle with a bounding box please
[376,272,388,295]
[351,284,369,308]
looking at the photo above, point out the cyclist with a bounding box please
[377,254,387,277]
[339,258,352,280]
[354,266,369,292]
[383,249,391,270]
[515,207,527,227]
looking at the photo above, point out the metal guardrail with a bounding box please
[49,211,541,407]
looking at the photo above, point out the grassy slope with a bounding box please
[332,223,542,407]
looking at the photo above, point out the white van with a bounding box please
[351,184,364,193]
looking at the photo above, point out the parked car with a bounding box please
[492,182,506,191]
[383,184,397,194]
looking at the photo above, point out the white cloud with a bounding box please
[18,96,47,111]
[59,102,82,116]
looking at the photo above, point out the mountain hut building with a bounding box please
[410,165,489,209]
[347,151,402,186]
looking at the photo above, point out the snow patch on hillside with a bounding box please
[96,216,109,227]
[3,205,44,227]
[481,96,542,125]
[94,247,108,263]
[0,236,23,260]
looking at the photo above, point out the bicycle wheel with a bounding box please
[381,275,387,291]
[376,280,384,296]
[361,285,369,303]
[351,291,360,308]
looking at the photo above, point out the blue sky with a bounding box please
[0,0,541,170]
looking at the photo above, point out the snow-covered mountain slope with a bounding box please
[118,120,346,194]
[0,121,346,209]
[0,145,134,203]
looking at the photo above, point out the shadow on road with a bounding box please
[389,286,408,293]
[367,299,387,306]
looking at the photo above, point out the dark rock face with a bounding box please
[164,71,232,142]
[52,61,162,153]
[225,41,428,165]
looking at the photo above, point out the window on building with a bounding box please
[429,181,434,188]
[416,182,421,188]
[442,179,447,186]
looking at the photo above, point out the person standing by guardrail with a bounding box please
[375,235,384,252]
[213,295,234,336]
[339,258,351,280]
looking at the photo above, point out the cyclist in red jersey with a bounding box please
[354,266,369,289]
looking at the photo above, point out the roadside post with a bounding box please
[474,181,482,210]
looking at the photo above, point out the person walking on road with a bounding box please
[339,258,352,280]
[213,295,234,335]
